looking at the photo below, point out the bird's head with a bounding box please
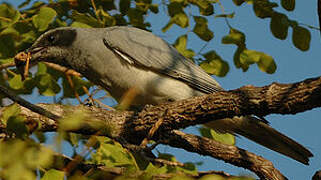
[14,27,78,79]
[27,27,77,65]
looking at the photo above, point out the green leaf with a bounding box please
[97,7,116,27]
[199,127,235,145]
[119,0,131,15]
[62,76,92,98]
[233,47,249,71]
[32,7,57,31]
[239,49,276,74]
[41,169,65,180]
[232,0,245,6]
[18,0,32,9]
[292,26,311,51]
[200,51,229,77]
[240,49,262,64]
[281,0,295,11]
[0,34,16,59]
[221,28,245,46]
[167,2,185,17]
[193,16,213,41]
[149,4,159,14]
[190,0,214,16]
[8,71,24,90]
[1,103,20,123]
[3,104,28,139]
[168,175,194,180]
[173,35,195,59]
[270,13,289,40]
[0,4,20,29]
[172,13,189,28]
[6,69,36,94]
[145,163,168,176]
[128,8,149,29]
[165,2,189,29]
[70,21,92,28]
[257,52,277,74]
[177,162,198,175]
[253,0,277,19]
[36,74,61,96]
[71,11,101,28]
[36,62,48,75]
[90,137,138,169]
[199,174,228,180]
[7,115,28,139]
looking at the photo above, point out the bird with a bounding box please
[17,26,313,164]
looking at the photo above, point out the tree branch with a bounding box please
[2,75,321,179]
[0,104,285,180]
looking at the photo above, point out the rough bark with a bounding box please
[1,75,321,179]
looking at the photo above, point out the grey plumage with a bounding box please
[24,26,312,164]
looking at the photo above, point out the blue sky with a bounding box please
[3,0,321,179]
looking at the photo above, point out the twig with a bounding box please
[0,85,60,120]
[161,130,286,180]
[43,62,81,77]
[0,62,15,70]
[151,158,185,167]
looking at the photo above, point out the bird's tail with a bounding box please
[205,116,313,165]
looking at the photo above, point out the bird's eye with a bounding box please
[48,35,55,43]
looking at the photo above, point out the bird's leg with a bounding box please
[65,73,83,104]
[118,87,139,110]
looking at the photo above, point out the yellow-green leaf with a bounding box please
[292,26,311,51]
[257,53,277,74]
[1,103,20,123]
[253,0,277,19]
[270,13,289,40]
[8,71,24,90]
[193,16,213,41]
[200,51,229,77]
[36,74,61,96]
[240,49,261,64]
[71,11,101,28]
[7,115,28,139]
[199,127,235,145]
[0,4,20,29]
[281,0,295,11]
[173,13,189,28]
[41,169,64,180]
[173,35,195,59]
[32,7,57,31]
[70,21,92,28]
[221,28,245,45]
[119,0,130,14]
[190,0,214,16]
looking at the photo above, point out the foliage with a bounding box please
[0,0,315,179]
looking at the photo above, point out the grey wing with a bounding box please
[103,26,224,94]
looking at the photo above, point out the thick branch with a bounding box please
[161,130,285,180]
[1,104,285,180]
[2,75,320,179]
